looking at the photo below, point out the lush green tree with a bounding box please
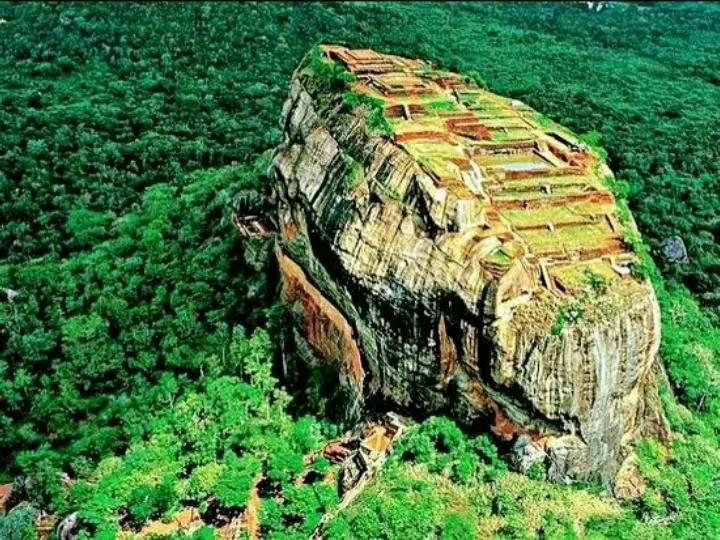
[0,505,38,540]
[60,328,335,535]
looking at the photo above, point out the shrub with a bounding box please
[440,511,477,539]
[215,454,262,512]
[343,91,392,137]
[187,463,223,503]
[126,477,178,528]
[305,45,356,93]
[0,505,38,540]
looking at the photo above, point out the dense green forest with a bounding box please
[0,2,717,538]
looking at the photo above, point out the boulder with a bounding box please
[57,511,79,540]
[660,235,688,263]
[613,454,647,500]
[269,45,669,487]
[0,483,12,514]
[511,434,547,475]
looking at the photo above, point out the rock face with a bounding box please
[269,46,669,486]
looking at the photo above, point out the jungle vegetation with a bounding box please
[0,2,717,539]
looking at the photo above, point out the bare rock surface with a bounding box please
[269,46,669,486]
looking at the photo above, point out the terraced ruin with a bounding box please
[270,46,668,487]
[325,45,635,297]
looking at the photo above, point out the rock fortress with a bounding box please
[265,45,669,489]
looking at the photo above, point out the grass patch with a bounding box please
[488,249,513,266]
[551,303,585,335]
[426,99,458,112]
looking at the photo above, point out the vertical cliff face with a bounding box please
[270,46,669,487]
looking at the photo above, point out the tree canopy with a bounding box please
[0,2,717,539]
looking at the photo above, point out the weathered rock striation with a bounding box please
[269,46,669,487]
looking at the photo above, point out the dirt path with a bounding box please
[243,480,261,540]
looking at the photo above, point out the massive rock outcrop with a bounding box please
[269,46,668,487]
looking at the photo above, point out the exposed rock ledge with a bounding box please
[269,46,669,488]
